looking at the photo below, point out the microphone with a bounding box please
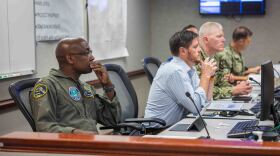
[185,92,211,139]
[249,77,261,87]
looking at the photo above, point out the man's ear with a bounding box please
[179,47,188,57]
[66,54,74,64]
[203,36,208,43]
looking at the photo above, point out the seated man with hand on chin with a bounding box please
[30,37,121,134]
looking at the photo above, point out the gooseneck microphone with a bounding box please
[185,92,211,139]
[249,77,261,87]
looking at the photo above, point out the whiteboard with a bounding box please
[0,0,35,79]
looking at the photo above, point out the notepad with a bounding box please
[207,101,243,111]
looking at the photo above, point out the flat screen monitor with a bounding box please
[260,60,274,121]
[200,0,265,15]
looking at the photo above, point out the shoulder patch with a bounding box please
[33,83,48,99]
[69,86,81,101]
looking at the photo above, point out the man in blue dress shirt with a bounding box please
[144,30,217,127]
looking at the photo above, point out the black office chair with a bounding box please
[101,64,166,135]
[143,57,162,84]
[8,78,39,132]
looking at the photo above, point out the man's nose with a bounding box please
[89,54,95,61]
[222,37,226,42]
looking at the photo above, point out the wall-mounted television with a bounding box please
[200,0,265,15]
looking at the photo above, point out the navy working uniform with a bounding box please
[196,49,232,100]
[30,69,121,133]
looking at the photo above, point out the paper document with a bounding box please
[207,101,243,111]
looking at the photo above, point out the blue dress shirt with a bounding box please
[144,56,207,126]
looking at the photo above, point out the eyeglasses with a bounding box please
[70,50,92,56]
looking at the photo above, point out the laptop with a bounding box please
[206,100,243,111]
[169,107,207,132]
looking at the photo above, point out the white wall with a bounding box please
[0,0,150,101]
[0,0,151,135]
[150,0,280,67]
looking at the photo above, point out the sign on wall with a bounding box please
[87,0,128,60]
[35,0,84,41]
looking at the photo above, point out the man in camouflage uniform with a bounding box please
[30,38,121,134]
[197,22,252,100]
[216,26,260,84]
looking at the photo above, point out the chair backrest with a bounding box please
[8,78,39,131]
[104,64,138,122]
[143,57,162,84]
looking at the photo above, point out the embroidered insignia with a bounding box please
[69,87,81,101]
[83,85,93,98]
[33,83,48,99]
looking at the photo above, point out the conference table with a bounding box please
[155,78,272,140]
[1,131,280,156]
[155,118,273,140]
[1,70,280,155]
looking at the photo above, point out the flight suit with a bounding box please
[30,69,121,133]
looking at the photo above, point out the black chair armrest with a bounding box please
[100,123,143,131]
[124,117,166,126]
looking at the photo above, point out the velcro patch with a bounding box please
[83,85,94,98]
[33,83,48,99]
[69,86,81,101]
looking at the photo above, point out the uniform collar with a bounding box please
[200,47,217,60]
[200,48,210,61]
[49,68,83,84]
[50,68,68,78]
[229,44,242,57]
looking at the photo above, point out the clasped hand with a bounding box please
[201,58,217,78]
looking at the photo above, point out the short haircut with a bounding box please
[182,24,197,31]
[199,22,223,37]
[169,30,198,56]
[232,26,253,41]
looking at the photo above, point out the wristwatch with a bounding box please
[103,84,115,93]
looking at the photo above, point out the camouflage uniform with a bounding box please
[215,45,245,76]
[30,69,121,133]
[196,49,233,100]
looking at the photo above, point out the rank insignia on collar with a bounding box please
[33,83,48,99]
[69,87,81,101]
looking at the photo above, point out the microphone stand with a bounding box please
[185,92,211,139]
[249,77,261,87]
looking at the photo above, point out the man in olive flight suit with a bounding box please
[215,26,260,84]
[30,37,121,134]
[197,22,252,100]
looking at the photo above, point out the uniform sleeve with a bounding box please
[95,91,121,126]
[216,53,232,75]
[213,85,233,100]
[30,81,76,133]
[213,68,233,100]
[213,53,234,100]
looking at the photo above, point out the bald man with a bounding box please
[30,37,121,134]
